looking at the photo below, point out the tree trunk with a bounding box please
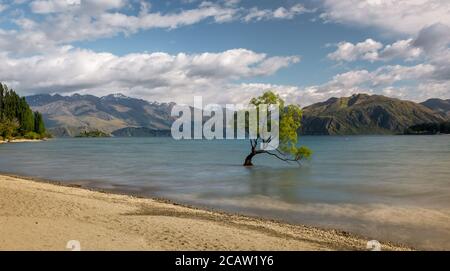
[243,151,256,166]
[243,146,264,166]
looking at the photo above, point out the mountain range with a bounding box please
[26,93,449,136]
[420,98,450,118]
[26,93,175,137]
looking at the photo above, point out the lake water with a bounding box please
[1,136,449,250]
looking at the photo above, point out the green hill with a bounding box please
[301,94,446,135]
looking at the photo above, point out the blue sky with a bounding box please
[0,0,449,105]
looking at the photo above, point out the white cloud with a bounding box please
[0,2,240,55]
[2,44,447,105]
[0,1,313,56]
[301,63,440,103]
[212,62,446,106]
[371,64,436,86]
[30,0,82,14]
[320,0,450,35]
[328,38,422,62]
[379,39,423,61]
[0,3,7,13]
[2,0,449,105]
[321,1,450,102]
[29,0,124,14]
[329,64,434,88]
[243,4,311,22]
[328,39,382,62]
[0,48,299,104]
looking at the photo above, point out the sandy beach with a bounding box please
[0,174,410,251]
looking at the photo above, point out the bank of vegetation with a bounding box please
[0,83,47,141]
[76,130,111,138]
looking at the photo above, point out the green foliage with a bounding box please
[250,91,285,108]
[0,82,46,139]
[0,118,20,140]
[20,98,35,132]
[278,104,310,159]
[244,91,312,165]
[34,111,46,135]
[23,131,43,140]
[76,130,111,138]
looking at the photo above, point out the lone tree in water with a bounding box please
[243,91,312,166]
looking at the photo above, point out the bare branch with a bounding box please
[265,151,301,165]
[261,135,272,143]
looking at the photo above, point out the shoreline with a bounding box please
[0,173,412,251]
[0,139,44,144]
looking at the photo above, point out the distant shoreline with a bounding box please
[0,138,44,144]
[0,173,411,251]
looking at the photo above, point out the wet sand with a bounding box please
[0,174,410,251]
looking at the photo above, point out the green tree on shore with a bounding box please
[34,112,45,135]
[0,82,46,139]
[0,118,19,140]
[21,98,35,132]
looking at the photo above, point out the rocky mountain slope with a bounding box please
[26,93,175,137]
[301,94,446,135]
[421,98,450,118]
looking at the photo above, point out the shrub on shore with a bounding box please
[76,130,111,138]
[24,131,43,140]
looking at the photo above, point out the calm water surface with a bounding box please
[1,136,449,249]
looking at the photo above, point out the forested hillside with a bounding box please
[0,83,46,140]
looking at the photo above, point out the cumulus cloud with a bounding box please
[302,63,441,103]
[243,4,312,22]
[334,64,434,88]
[328,38,422,62]
[1,0,449,105]
[326,21,450,99]
[328,39,383,62]
[320,1,450,101]
[0,48,300,104]
[0,1,312,56]
[320,0,450,35]
[2,44,446,106]
[219,62,447,106]
[379,39,423,61]
[30,0,84,14]
[21,1,238,52]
